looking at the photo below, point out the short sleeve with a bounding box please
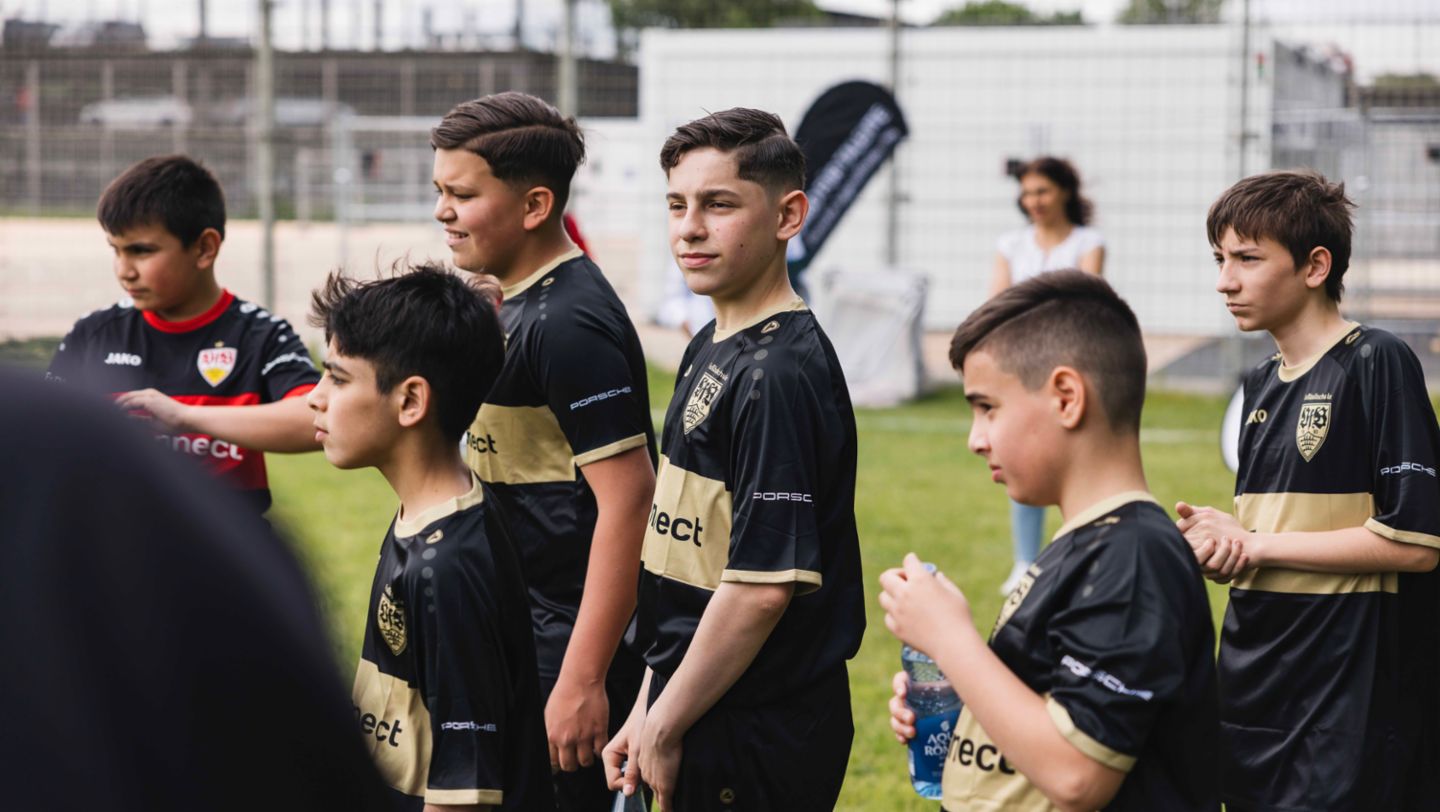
[995,229,1022,261]
[1362,339,1440,549]
[45,323,87,386]
[721,347,824,593]
[1073,226,1105,254]
[258,319,320,402]
[418,553,509,806]
[1045,541,1191,772]
[534,306,650,467]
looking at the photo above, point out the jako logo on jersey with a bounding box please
[104,352,142,366]
[1296,393,1332,462]
[197,344,237,387]
[648,504,704,546]
[752,491,812,503]
[571,385,633,411]
[1246,409,1268,425]
[377,585,407,656]
[1381,461,1438,478]
[761,320,781,334]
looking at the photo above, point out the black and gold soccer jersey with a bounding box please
[44,290,319,512]
[353,476,553,811]
[632,300,865,706]
[464,248,655,679]
[1220,323,1440,812]
[942,494,1219,812]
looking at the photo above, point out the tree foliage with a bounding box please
[1117,0,1224,24]
[607,0,822,32]
[933,1,1082,26]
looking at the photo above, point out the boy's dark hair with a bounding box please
[1014,156,1092,226]
[659,108,806,193]
[1206,169,1355,302]
[309,264,504,442]
[950,270,1147,431]
[97,155,226,246]
[430,91,585,214]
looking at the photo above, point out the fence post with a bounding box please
[25,60,41,215]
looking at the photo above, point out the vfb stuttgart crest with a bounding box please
[683,372,724,434]
[196,343,237,387]
[377,585,407,656]
[1296,400,1332,462]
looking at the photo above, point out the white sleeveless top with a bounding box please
[996,225,1104,283]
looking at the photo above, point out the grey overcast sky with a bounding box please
[4,0,1434,52]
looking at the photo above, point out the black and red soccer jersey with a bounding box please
[632,300,865,707]
[463,248,656,680]
[45,290,319,512]
[942,495,1219,812]
[1220,323,1440,812]
[352,476,553,811]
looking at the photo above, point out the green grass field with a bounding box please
[269,364,1238,811]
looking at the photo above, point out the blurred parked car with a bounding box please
[78,96,193,128]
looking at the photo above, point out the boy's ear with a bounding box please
[521,186,557,232]
[193,228,222,271]
[394,375,432,429]
[1301,245,1333,292]
[1049,365,1087,430]
[775,189,808,242]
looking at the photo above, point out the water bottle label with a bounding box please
[908,708,959,785]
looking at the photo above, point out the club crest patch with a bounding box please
[197,343,236,387]
[683,372,725,434]
[377,584,407,656]
[1296,395,1332,462]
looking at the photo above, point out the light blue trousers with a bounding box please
[1010,498,1046,565]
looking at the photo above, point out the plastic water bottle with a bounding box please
[902,571,962,800]
[611,761,647,812]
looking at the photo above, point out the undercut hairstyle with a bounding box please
[659,108,806,194]
[430,91,585,214]
[309,264,504,442]
[98,155,226,246]
[1014,156,1092,226]
[1206,169,1355,302]
[950,270,1147,432]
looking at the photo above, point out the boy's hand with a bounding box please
[602,709,644,798]
[636,706,683,812]
[878,553,973,660]
[546,676,609,772]
[889,670,917,743]
[115,388,192,433]
[1189,536,1251,584]
[1177,502,1254,582]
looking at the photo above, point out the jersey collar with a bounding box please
[1052,491,1159,541]
[1276,321,1361,383]
[394,473,485,538]
[712,298,808,343]
[142,289,235,334]
[501,247,584,300]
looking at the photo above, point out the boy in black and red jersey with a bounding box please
[45,155,319,512]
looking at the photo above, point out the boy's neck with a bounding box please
[379,435,475,522]
[711,259,799,332]
[1053,431,1149,526]
[153,277,225,323]
[1269,297,1350,369]
[489,224,576,288]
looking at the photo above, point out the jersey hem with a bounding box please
[720,567,822,593]
[425,787,503,805]
[1365,517,1440,550]
[1045,697,1137,772]
[573,433,648,468]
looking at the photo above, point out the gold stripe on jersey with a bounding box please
[427,788,503,805]
[466,404,576,485]
[394,474,485,538]
[1046,697,1137,771]
[1275,321,1360,382]
[640,457,732,591]
[721,567,822,593]
[1232,491,1398,594]
[572,433,648,468]
[1366,517,1440,550]
[941,705,1052,811]
[352,658,434,798]
[501,247,584,299]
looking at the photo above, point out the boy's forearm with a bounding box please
[931,626,1124,812]
[645,581,792,739]
[1251,526,1439,573]
[181,395,320,453]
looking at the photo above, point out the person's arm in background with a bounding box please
[988,254,1013,298]
[114,388,320,452]
[1078,246,1105,276]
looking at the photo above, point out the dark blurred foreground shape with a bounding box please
[0,368,389,811]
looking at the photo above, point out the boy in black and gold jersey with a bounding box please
[46,155,320,512]
[1176,170,1440,812]
[307,266,553,811]
[603,109,864,811]
[431,93,655,811]
[883,271,1219,812]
